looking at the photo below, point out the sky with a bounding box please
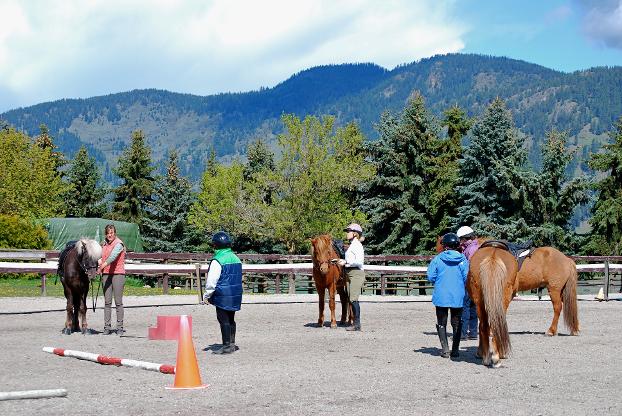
[0,0,621,113]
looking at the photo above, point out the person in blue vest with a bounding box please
[203,231,243,355]
[427,232,468,358]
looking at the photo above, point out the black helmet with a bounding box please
[212,231,232,248]
[441,233,460,249]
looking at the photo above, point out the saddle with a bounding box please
[56,241,78,279]
[480,239,535,270]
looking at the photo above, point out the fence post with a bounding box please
[195,264,202,303]
[604,259,610,301]
[287,260,295,294]
[162,258,169,295]
[40,273,47,296]
[380,274,386,296]
[275,274,281,294]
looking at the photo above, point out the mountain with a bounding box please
[2,53,621,182]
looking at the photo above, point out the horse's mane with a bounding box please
[76,238,102,262]
[311,234,336,262]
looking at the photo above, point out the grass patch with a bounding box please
[0,278,198,297]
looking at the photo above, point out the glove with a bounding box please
[337,259,347,266]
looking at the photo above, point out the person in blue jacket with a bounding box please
[427,232,468,358]
[203,231,243,355]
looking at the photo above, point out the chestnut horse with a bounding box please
[467,246,519,367]
[58,239,102,334]
[310,235,351,328]
[516,248,579,336]
[436,236,580,335]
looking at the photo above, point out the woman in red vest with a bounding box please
[98,224,127,335]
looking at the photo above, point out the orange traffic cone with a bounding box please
[166,315,209,390]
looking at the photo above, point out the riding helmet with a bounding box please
[456,226,474,238]
[344,223,363,235]
[441,233,460,249]
[212,231,232,248]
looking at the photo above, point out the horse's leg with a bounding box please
[80,292,89,334]
[328,282,337,329]
[546,287,563,336]
[72,292,81,332]
[317,285,325,328]
[63,286,73,335]
[477,306,490,365]
[490,333,501,368]
[337,286,348,325]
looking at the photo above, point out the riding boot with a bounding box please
[451,321,463,358]
[346,301,361,331]
[230,322,238,351]
[436,324,450,358]
[213,322,235,354]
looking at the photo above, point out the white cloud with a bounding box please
[575,0,622,49]
[0,0,466,112]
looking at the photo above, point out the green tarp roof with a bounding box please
[42,218,144,252]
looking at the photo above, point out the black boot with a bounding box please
[230,322,238,351]
[451,321,462,358]
[436,324,450,358]
[346,301,361,331]
[213,322,235,354]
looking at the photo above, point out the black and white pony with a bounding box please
[57,238,102,335]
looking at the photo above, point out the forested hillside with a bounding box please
[1,53,621,182]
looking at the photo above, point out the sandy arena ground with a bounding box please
[0,293,621,416]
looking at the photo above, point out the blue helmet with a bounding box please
[212,231,232,248]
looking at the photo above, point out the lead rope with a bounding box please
[91,276,101,313]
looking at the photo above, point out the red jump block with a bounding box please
[148,315,193,340]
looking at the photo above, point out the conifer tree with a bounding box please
[456,98,530,239]
[142,151,197,252]
[111,130,154,224]
[360,93,443,253]
[64,146,108,218]
[34,124,65,174]
[588,117,622,255]
[434,105,471,234]
[522,130,588,249]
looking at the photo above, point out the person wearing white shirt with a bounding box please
[337,223,365,331]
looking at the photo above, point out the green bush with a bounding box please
[0,214,52,249]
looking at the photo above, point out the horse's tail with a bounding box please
[562,259,580,335]
[479,252,511,357]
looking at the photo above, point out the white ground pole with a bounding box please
[0,389,67,401]
[43,347,175,374]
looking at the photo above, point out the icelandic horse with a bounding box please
[310,235,351,328]
[467,246,518,367]
[516,248,580,336]
[58,238,102,334]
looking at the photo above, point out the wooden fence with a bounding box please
[1,250,621,300]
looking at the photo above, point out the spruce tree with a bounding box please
[588,117,622,255]
[142,151,197,252]
[360,93,443,254]
[111,130,154,224]
[434,105,471,234]
[456,98,530,239]
[34,124,65,174]
[64,146,108,218]
[523,130,588,249]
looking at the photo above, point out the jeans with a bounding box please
[461,294,478,338]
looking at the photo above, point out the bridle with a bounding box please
[75,243,101,312]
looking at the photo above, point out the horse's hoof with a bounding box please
[545,330,556,337]
[82,328,95,335]
[330,323,337,329]
[61,328,71,335]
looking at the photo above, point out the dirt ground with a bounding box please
[0,294,620,416]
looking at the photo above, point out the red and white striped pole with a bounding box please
[43,347,175,374]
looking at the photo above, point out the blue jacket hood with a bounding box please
[438,250,466,265]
